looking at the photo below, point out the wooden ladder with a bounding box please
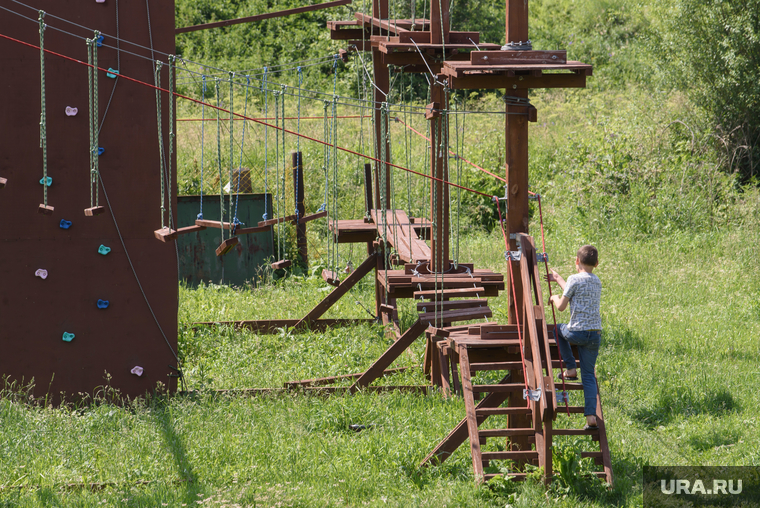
[420,234,614,486]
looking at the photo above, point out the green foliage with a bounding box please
[649,0,760,180]
[550,441,608,499]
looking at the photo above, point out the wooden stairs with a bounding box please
[420,234,613,486]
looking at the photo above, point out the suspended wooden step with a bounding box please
[196,219,270,235]
[321,269,340,287]
[215,236,239,256]
[38,204,54,215]
[298,210,328,224]
[154,224,208,242]
[272,259,292,269]
[84,206,106,216]
[258,214,297,227]
[0,177,7,188]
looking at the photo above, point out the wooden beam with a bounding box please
[446,73,587,90]
[293,253,377,330]
[176,0,353,34]
[350,319,427,391]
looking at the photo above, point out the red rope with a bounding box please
[0,32,495,200]
[493,198,530,407]
[537,195,570,415]
[178,115,371,122]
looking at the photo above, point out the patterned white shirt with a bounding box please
[563,272,602,331]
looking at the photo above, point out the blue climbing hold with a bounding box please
[59,219,72,229]
[106,68,119,79]
[196,213,204,220]
[262,213,268,220]
[96,34,104,47]
[62,332,75,342]
[98,245,111,255]
[97,147,105,156]
[97,299,109,309]
[39,176,53,186]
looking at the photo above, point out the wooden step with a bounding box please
[419,307,492,324]
[416,299,489,312]
[555,406,586,414]
[272,259,292,269]
[481,451,538,461]
[472,383,525,393]
[215,237,239,256]
[414,287,485,299]
[321,269,340,287]
[556,382,584,390]
[470,361,524,372]
[475,407,532,416]
[478,429,536,438]
[451,338,520,348]
[554,428,599,436]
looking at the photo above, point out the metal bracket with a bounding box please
[528,193,540,201]
[505,251,522,262]
[556,391,569,404]
[536,252,548,263]
[523,387,542,401]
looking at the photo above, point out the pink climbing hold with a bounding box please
[65,106,78,116]
[35,269,48,279]
[131,366,144,376]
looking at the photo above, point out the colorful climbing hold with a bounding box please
[59,219,72,229]
[65,106,78,116]
[130,366,144,376]
[95,0,105,3]
[97,299,109,309]
[98,245,111,255]
[39,176,52,186]
[62,332,75,342]
[106,68,119,79]
[34,269,48,279]
[96,34,104,47]
[97,147,105,156]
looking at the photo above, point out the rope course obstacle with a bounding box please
[0,0,612,485]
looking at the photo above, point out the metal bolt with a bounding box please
[552,55,558,60]
[519,76,523,81]
[483,55,488,60]
[512,84,517,89]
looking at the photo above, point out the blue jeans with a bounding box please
[555,324,601,417]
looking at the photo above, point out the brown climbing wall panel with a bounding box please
[0,0,178,399]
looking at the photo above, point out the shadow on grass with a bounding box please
[630,385,739,429]
[602,324,646,351]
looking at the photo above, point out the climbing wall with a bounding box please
[0,0,178,399]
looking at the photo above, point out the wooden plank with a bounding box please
[284,365,415,388]
[445,72,587,91]
[153,227,178,242]
[470,50,566,65]
[176,0,353,34]
[294,253,376,329]
[0,177,6,188]
[299,210,327,224]
[594,383,614,486]
[458,348,485,482]
[271,259,292,269]
[354,12,409,34]
[193,318,375,333]
[475,407,532,416]
[176,224,207,234]
[419,306,492,324]
[471,383,525,393]
[329,27,366,40]
[196,219,236,230]
[469,361,524,371]
[479,429,536,437]
[37,204,54,215]
[84,206,106,216]
[350,319,427,391]
[233,224,272,235]
[416,299,489,312]
[215,237,239,256]
[321,269,341,286]
[413,287,485,299]
[481,451,538,460]
[258,214,297,227]
[379,42,501,53]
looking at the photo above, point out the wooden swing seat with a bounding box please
[215,236,239,256]
[321,269,340,287]
[272,259,292,269]
[84,206,106,216]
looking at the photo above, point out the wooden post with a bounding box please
[293,151,307,267]
[429,0,450,44]
[429,80,450,273]
[372,0,390,209]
